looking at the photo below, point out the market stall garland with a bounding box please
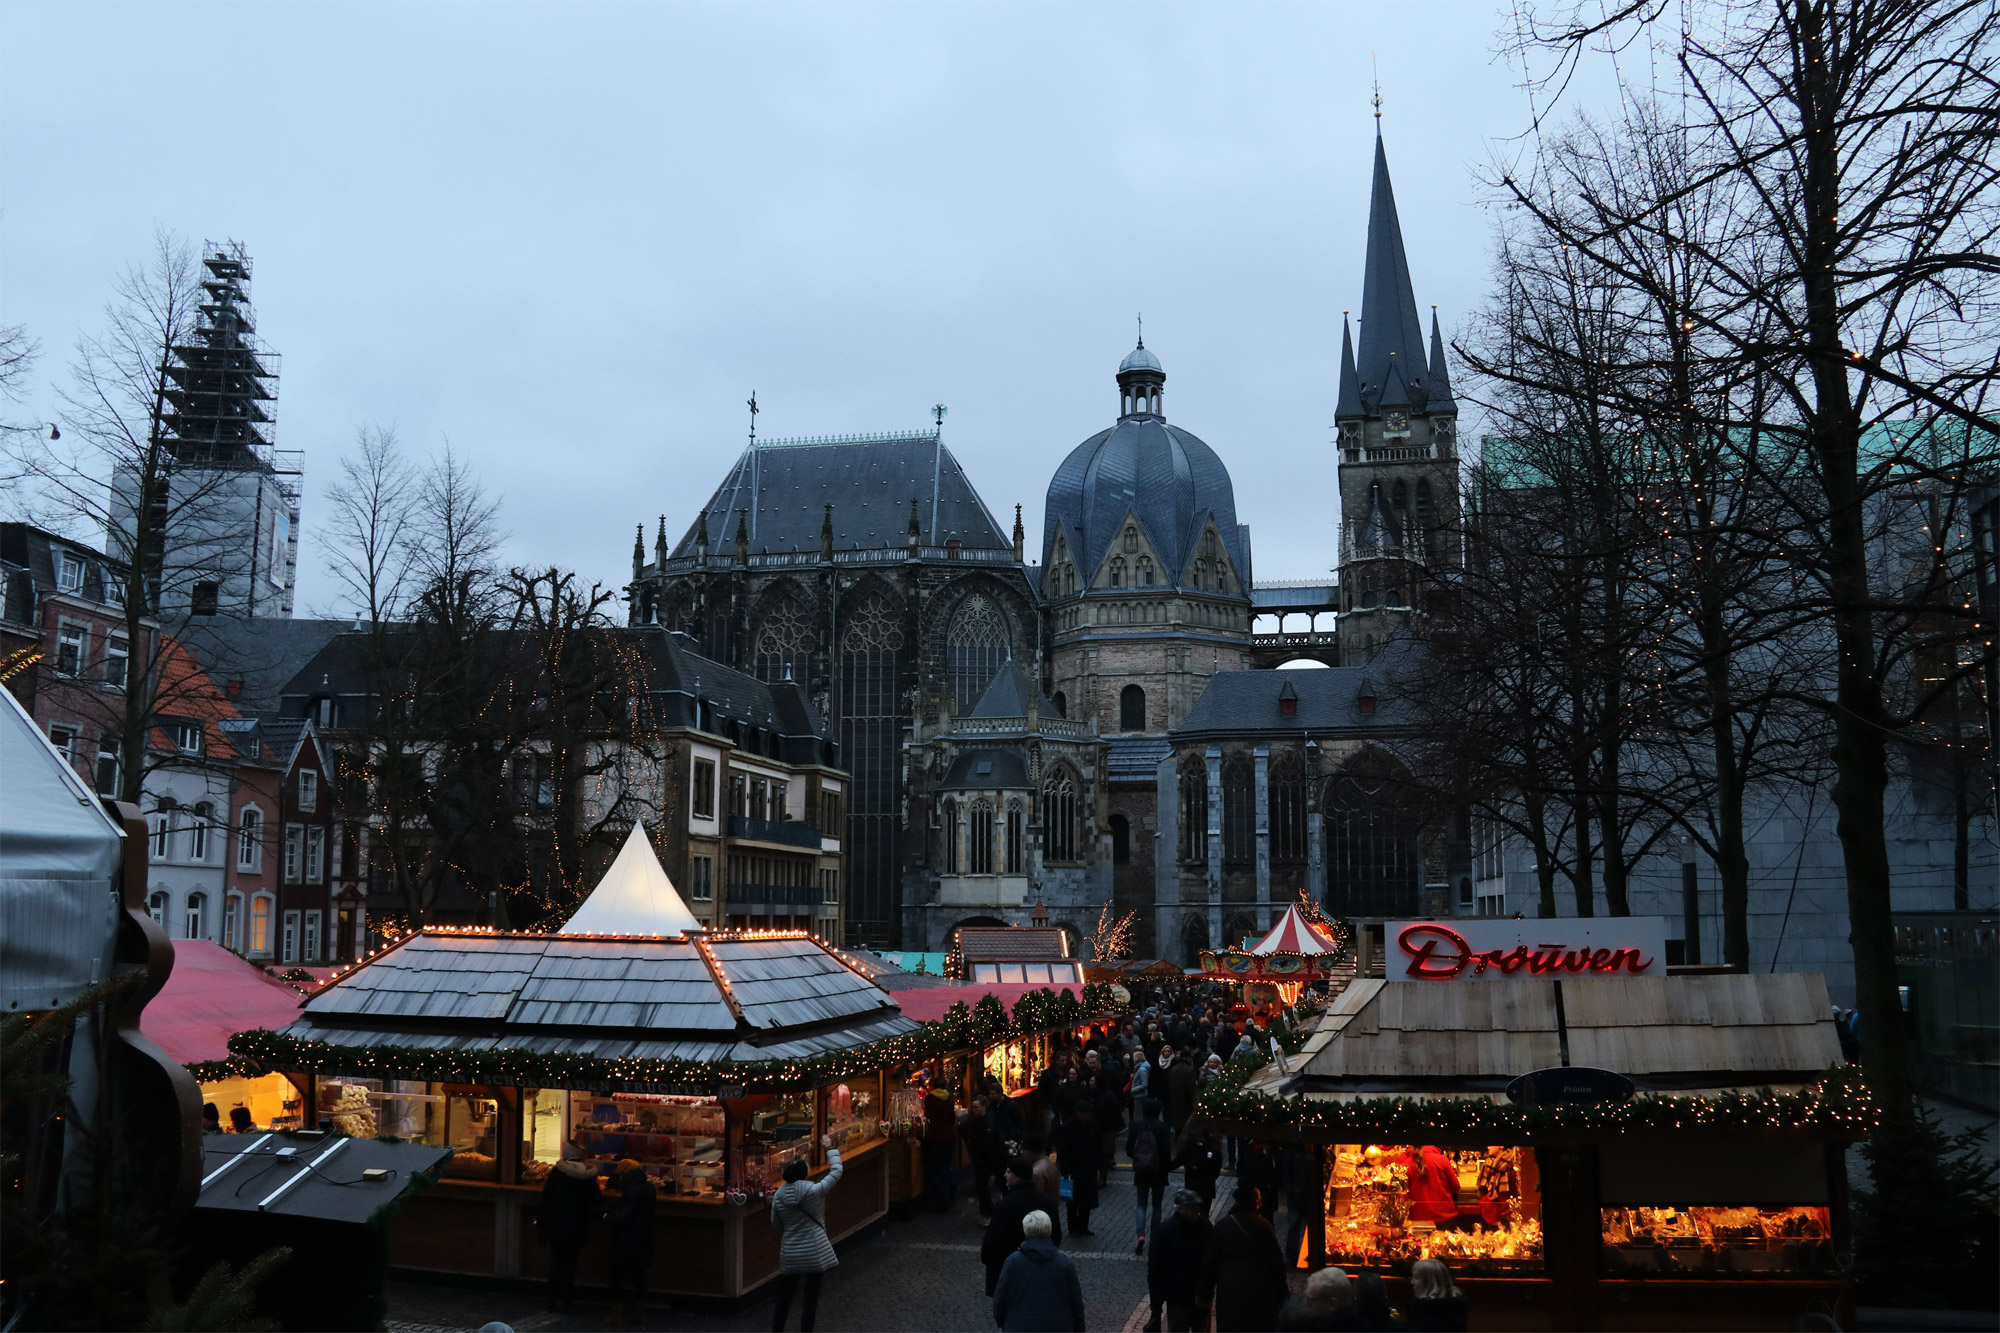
[1197,1046,1879,1140]
[219,982,1117,1090]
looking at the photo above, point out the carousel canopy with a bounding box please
[559,824,702,937]
[1248,905,1341,956]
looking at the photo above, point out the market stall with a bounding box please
[141,939,312,1131]
[1204,963,1868,1332]
[225,830,932,1300]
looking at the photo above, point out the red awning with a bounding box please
[1247,905,1341,956]
[140,940,309,1066]
[887,982,1090,1025]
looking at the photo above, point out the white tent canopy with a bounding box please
[1246,903,1342,956]
[559,823,702,937]
[0,685,123,1010]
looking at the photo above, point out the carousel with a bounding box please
[1196,902,1352,1019]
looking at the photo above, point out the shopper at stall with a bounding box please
[1277,1266,1360,1331]
[1353,1273,1401,1331]
[1056,1100,1100,1235]
[923,1086,959,1212]
[1198,1186,1289,1333]
[991,1210,1085,1333]
[964,1095,999,1218]
[986,1076,1027,1154]
[983,1158,1063,1296]
[228,1106,254,1133]
[1092,1077,1123,1191]
[605,1157,655,1324]
[535,1141,602,1315]
[769,1136,844,1333]
[201,1103,222,1134]
[1406,1259,1467,1331]
[1126,1097,1171,1254]
[1145,1189,1213,1333]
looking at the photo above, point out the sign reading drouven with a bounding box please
[1387,918,1668,981]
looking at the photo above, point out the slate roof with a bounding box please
[1107,737,1172,783]
[1173,650,1415,738]
[1351,135,1453,419]
[940,748,1030,790]
[179,616,350,715]
[958,926,1068,963]
[280,930,918,1069]
[670,435,1011,559]
[967,660,1052,719]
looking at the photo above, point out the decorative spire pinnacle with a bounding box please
[1427,307,1457,413]
[1336,311,1363,419]
[655,514,668,563]
[1356,133,1431,416]
[1012,503,1025,563]
[1371,53,1383,132]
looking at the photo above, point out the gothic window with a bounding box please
[946,594,1010,713]
[969,800,994,874]
[1138,556,1155,586]
[1109,558,1124,588]
[752,588,815,685]
[1416,478,1434,532]
[1110,813,1130,864]
[942,797,960,872]
[1123,526,1139,554]
[1325,756,1420,917]
[840,588,905,933]
[1005,801,1024,873]
[1181,912,1210,968]
[1041,766,1078,862]
[1221,759,1254,862]
[1051,691,1067,719]
[1178,756,1208,863]
[1391,478,1408,514]
[1269,750,1306,862]
[1120,684,1146,732]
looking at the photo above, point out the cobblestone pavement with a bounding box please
[386,1164,1295,1333]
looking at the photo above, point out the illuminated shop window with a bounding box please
[1323,1144,1543,1271]
[1601,1207,1835,1276]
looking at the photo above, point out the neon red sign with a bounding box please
[1395,922,1656,980]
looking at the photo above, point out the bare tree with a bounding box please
[317,424,420,626]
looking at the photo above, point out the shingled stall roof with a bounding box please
[958,926,1070,964]
[270,928,921,1080]
[1252,971,1844,1107]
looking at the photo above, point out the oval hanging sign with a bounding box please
[1505,1066,1635,1106]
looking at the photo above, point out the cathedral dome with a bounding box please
[1043,345,1250,594]
[1119,343,1162,374]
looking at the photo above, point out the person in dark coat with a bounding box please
[1175,1115,1223,1206]
[1164,1050,1199,1136]
[991,1209,1085,1332]
[1198,1186,1289,1332]
[987,1079,1027,1153]
[1278,1267,1364,1331]
[1277,1146,1312,1268]
[1056,1102,1100,1234]
[922,1087,959,1212]
[605,1158,656,1324]
[1407,1259,1468,1331]
[1126,1098,1172,1254]
[1353,1272,1403,1330]
[982,1158,1063,1296]
[1146,1188,1213,1333]
[535,1143,602,1313]
[963,1095,999,1216]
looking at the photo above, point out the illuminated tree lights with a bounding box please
[215,982,1118,1090]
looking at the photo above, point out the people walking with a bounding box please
[1056,1100,1100,1235]
[534,1142,601,1314]
[964,1095,999,1217]
[1198,1185,1289,1332]
[1165,1046,1199,1135]
[604,1158,655,1324]
[922,1086,959,1212]
[768,1137,844,1332]
[1175,1115,1223,1207]
[1127,1098,1172,1254]
[991,1210,1085,1332]
[1146,1188,1214,1333]
[983,1157,1064,1296]
[1407,1258,1468,1331]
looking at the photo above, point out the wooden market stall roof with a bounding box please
[272,929,922,1068]
[1272,971,1844,1099]
[958,926,1070,963]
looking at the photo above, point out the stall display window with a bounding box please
[1322,1145,1543,1271]
[565,1092,726,1197]
[982,1033,1051,1097]
[1601,1206,1835,1275]
[734,1091,818,1196]
[315,1077,440,1141]
[823,1073,882,1153]
[520,1088,568,1181]
[440,1089,502,1179]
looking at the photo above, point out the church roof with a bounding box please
[1044,390,1251,592]
[1172,652,1415,737]
[940,748,1031,790]
[670,434,1010,559]
[968,659,1051,719]
[1120,342,1163,374]
[1353,135,1451,418]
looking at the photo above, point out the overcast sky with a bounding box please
[2,2,1630,614]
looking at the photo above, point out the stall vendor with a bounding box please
[1403,1145,1459,1224]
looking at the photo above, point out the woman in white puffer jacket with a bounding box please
[768,1134,843,1331]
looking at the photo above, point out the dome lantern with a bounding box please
[1116,337,1165,420]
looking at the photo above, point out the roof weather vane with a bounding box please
[933,403,948,434]
[747,390,759,446]
[1136,312,1144,348]
[1371,53,1383,125]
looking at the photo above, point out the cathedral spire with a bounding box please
[1356,134,1431,416]
[1427,307,1457,413]
[1336,312,1363,418]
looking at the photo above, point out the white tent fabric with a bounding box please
[1246,903,1342,956]
[0,685,123,1010]
[559,823,702,937]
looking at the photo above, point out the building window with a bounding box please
[191,582,219,617]
[750,777,769,821]
[94,739,121,798]
[249,895,273,955]
[284,825,303,883]
[57,552,85,593]
[48,724,79,767]
[238,807,263,870]
[103,637,128,688]
[298,769,317,812]
[1041,768,1077,862]
[173,722,203,756]
[945,594,1010,714]
[1110,812,1131,865]
[1269,751,1306,862]
[56,624,85,676]
[690,854,713,901]
[750,590,816,687]
[1138,556,1155,587]
[1222,760,1254,862]
[305,826,325,882]
[1109,558,1125,588]
[282,910,300,964]
[1178,758,1207,862]
[692,758,716,818]
[1120,684,1147,732]
[515,754,553,809]
[1051,692,1066,719]
[821,868,839,904]
[303,910,322,963]
[152,803,174,859]
[1326,760,1420,917]
[148,889,168,926]
[1005,802,1024,874]
[1123,526,1139,554]
[222,893,241,951]
[969,800,994,874]
[189,802,212,862]
[729,773,748,817]
[184,892,206,941]
[943,798,959,873]
[839,587,907,940]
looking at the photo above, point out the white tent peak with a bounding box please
[1247,904,1341,956]
[559,824,702,937]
